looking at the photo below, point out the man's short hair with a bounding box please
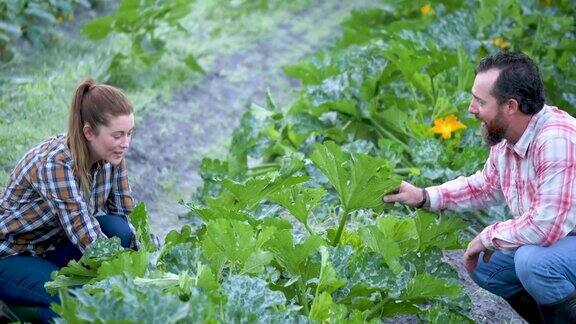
[476,52,545,115]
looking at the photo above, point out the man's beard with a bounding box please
[481,117,506,146]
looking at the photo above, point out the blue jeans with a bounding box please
[0,214,133,322]
[471,235,576,305]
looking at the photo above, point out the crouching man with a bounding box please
[384,51,576,323]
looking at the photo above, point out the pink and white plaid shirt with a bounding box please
[427,105,576,251]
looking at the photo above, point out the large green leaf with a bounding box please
[45,237,125,294]
[310,292,333,321]
[221,172,307,210]
[55,276,202,323]
[310,141,402,212]
[241,250,274,275]
[360,225,402,273]
[400,273,461,301]
[96,249,149,280]
[159,243,204,274]
[269,184,326,230]
[415,211,467,251]
[221,275,303,323]
[82,237,125,269]
[263,229,323,277]
[376,216,419,253]
[130,203,156,252]
[346,252,398,295]
[190,197,253,222]
[200,219,275,275]
[317,246,346,294]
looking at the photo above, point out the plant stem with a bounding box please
[429,73,437,106]
[366,297,390,320]
[246,166,278,177]
[332,208,349,246]
[296,280,310,316]
[366,116,411,153]
[249,163,280,171]
[303,222,314,236]
[394,167,414,175]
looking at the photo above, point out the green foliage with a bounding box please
[201,218,274,276]
[53,276,205,323]
[81,0,203,87]
[183,1,572,320]
[130,203,157,252]
[0,0,101,62]
[45,237,125,294]
[220,275,304,322]
[269,184,326,234]
[310,141,402,212]
[43,0,575,322]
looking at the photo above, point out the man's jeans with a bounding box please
[471,235,576,305]
[0,214,133,322]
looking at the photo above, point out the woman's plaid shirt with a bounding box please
[427,105,576,251]
[0,135,134,258]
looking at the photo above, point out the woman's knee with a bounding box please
[96,214,133,248]
[0,256,60,306]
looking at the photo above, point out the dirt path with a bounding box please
[126,2,353,239]
[125,3,521,322]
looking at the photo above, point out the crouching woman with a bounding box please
[0,79,137,322]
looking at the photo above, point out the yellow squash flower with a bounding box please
[492,37,511,49]
[431,115,467,139]
[420,3,433,16]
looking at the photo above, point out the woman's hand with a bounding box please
[382,181,426,207]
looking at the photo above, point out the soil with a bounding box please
[125,3,523,323]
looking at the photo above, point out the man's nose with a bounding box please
[468,101,477,114]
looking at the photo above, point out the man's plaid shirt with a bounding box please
[427,105,576,251]
[0,134,134,258]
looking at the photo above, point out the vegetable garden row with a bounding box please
[41,0,574,322]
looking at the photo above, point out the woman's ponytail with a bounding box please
[66,79,133,197]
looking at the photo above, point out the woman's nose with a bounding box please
[120,136,130,149]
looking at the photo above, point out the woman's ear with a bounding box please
[83,123,95,141]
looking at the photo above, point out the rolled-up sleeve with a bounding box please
[428,146,505,212]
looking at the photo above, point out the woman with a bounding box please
[0,79,137,322]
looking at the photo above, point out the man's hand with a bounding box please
[382,181,425,207]
[463,234,492,273]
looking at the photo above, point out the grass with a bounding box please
[0,0,378,190]
[0,0,316,188]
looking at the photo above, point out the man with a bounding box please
[383,51,576,323]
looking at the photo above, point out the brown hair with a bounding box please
[66,79,133,195]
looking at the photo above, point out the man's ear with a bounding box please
[507,98,520,114]
[83,123,95,141]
